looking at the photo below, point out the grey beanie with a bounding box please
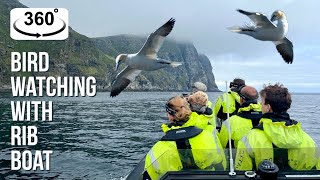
[192,82,207,92]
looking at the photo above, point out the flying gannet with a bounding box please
[229,9,293,64]
[110,18,182,97]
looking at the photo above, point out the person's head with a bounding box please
[165,96,192,122]
[239,85,259,104]
[259,83,292,114]
[188,91,208,113]
[230,78,245,92]
[192,82,207,93]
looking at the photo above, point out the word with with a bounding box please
[11,101,52,121]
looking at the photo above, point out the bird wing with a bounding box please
[137,18,175,58]
[110,67,142,97]
[274,37,294,64]
[237,9,275,28]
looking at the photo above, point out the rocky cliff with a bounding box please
[0,0,219,92]
[95,35,219,91]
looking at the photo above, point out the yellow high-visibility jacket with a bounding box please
[214,91,241,121]
[235,112,318,171]
[145,113,226,180]
[219,103,261,148]
[206,100,215,127]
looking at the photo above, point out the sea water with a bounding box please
[0,92,319,179]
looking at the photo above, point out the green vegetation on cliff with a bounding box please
[0,0,218,92]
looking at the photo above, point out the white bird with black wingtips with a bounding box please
[110,18,182,97]
[229,9,294,64]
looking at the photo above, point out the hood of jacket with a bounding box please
[238,103,261,113]
[161,112,207,133]
[259,112,303,148]
[229,90,241,103]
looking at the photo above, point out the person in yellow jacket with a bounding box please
[187,91,227,170]
[190,81,213,108]
[188,91,215,128]
[219,85,262,148]
[214,78,245,130]
[235,83,318,171]
[143,96,226,180]
[182,82,214,125]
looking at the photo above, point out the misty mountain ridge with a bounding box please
[0,0,219,92]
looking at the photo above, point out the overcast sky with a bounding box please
[20,0,320,93]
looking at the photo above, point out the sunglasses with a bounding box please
[238,91,256,102]
[238,92,249,100]
[229,82,238,88]
[165,104,177,116]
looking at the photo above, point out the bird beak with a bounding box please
[271,15,276,21]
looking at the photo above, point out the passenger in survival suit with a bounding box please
[214,78,245,131]
[182,81,213,109]
[219,85,262,148]
[143,96,226,180]
[235,83,318,171]
[187,91,215,128]
[187,91,227,169]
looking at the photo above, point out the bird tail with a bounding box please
[170,62,182,68]
[228,25,254,34]
[228,26,243,33]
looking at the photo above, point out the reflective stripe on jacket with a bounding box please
[235,128,273,170]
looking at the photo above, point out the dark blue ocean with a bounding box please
[0,92,319,179]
